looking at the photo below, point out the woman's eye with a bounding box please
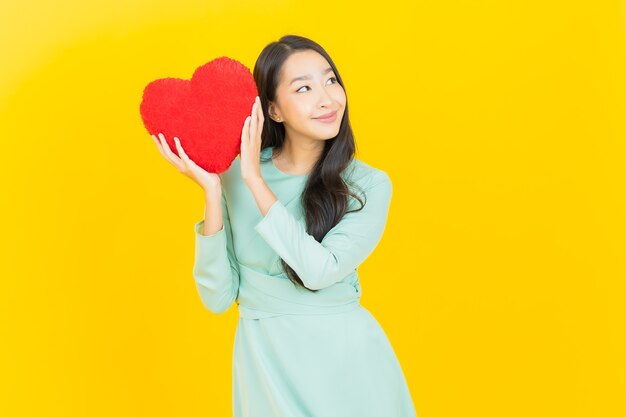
[296,77,338,93]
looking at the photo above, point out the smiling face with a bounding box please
[267,49,347,143]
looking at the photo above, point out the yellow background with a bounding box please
[1,1,625,416]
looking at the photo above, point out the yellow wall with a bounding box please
[1,1,625,416]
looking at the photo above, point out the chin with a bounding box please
[314,126,341,140]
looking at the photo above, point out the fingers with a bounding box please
[157,133,185,171]
[158,133,180,162]
[255,96,264,141]
[256,96,265,126]
[241,116,251,147]
[243,96,263,151]
[173,136,194,166]
[250,99,258,141]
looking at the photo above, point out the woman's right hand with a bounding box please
[151,132,221,193]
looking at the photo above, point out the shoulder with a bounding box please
[342,157,392,192]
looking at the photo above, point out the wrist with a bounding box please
[244,175,265,187]
[203,183,221,202]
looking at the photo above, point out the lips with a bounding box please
[314,110,337,119]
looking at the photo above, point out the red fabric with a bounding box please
[140,56,258,173]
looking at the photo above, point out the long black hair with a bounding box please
[252,34,366,292]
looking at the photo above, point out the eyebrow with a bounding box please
[289,67,334,85]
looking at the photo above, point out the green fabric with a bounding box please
[193,146,417,416]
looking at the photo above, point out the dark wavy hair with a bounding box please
[252,34,366,292]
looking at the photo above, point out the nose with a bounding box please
[317,86,334,108]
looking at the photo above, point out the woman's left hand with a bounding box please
[240,96,264,183]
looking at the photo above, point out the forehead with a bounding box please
[280,50,332,82]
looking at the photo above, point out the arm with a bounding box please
[254,171,393,291]
[192,188,240,314]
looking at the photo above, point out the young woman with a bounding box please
[152,35,417,417]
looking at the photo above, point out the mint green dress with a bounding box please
[192,146,417,417]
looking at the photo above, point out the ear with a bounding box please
[267,101,282,122]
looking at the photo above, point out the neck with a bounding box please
[273,139,324,175]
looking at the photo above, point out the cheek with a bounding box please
[289,99,313,120]
[333,89,347,107]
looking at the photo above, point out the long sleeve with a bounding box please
[254,171,393,291]
[192,188,240,314]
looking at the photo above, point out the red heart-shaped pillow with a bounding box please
[139,56,258,173]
